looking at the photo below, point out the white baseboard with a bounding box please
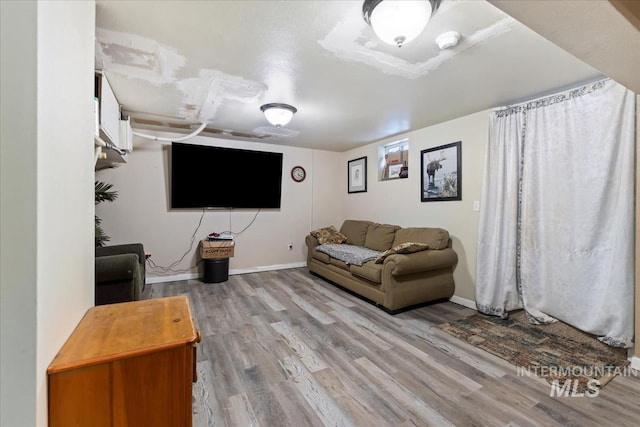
[230,262,306,275]
[630,356,640,371]
[449,295,477,310]
[146,262,306,284]
[146,272,201,284]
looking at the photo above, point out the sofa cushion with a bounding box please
[364,223,400,252]
[315,244,380,266]
[339,220,373,246]
[350,261,382,283]
[375,242,430,264]
[310,225,347,245]
[329,257,349,271]
[392,227,450,250]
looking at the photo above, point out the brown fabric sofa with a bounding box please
[305,220,457,313]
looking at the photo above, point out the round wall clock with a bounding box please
[291,166,306,182]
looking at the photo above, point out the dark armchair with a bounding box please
[95,243,146,305]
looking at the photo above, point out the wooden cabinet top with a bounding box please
[48,296,198,374]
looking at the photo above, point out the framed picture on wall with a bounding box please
[348,156,367,193]
[420,141,461,202]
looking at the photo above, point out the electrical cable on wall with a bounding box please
[146,207,261,275]
[146,208,206,273]
[221,208,261,236]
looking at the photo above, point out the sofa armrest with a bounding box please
[305,234,319,249]
[96,243,143,259]
[384,248,458,276]
[96,253,140,284]
[305,234,320,263]
[96,243,146,283]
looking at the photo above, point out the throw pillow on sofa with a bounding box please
[311,225,347,245]
[392,227,449,250]
[364,223,400,251]
[339,220,373,246]
[375,242,429,264]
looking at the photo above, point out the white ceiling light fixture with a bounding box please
[260,103,297,128]
[363,0,441,48]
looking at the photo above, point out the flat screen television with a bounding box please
[170,142,283,209]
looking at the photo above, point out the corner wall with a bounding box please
[36,2,96,424]
[635,93,640,364]
[1,3,38,425]
[1,2,95,425]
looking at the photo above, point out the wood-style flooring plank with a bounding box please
[142,267,640,427]
[192,361,222,427]
[354,356,456,427]
[280,356,355,427]
[271,320,329,373]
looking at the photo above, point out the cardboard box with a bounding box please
[385,150,409,166]
[386,151,402,164]
[200,240,235,259]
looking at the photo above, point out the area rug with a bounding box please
[436,310,630,392]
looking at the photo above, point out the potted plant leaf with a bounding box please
[95,180,117,247]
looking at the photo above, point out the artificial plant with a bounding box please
[95,180,118,247]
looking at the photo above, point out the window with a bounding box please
[378,138,408,181]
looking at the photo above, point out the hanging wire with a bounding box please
[146,208,206,273]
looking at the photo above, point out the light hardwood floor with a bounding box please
[144,268,640,427]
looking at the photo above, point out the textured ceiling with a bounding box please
[95,0,633,152]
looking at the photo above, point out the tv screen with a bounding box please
[171,142,283,209]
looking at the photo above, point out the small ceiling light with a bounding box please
[260,103,297,128]
[436,31,460,50]
[363,0,441,48]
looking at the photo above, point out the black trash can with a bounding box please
[203,258,229,283]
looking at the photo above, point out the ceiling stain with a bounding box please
[95,27,186,85]
[132,118,164,127]
[253,126,300,139]
[177,69,267,123]
[100,43,157,70]
[201,127,270,140]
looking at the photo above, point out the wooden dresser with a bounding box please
[47,296,200,427]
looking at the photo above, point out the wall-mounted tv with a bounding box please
[170,142,283,209]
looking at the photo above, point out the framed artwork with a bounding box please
[348,156,367,193]
[420,141,461,202]
[388,164,403,179]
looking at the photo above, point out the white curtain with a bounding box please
[476,79,636,347]
[475,108,523,317]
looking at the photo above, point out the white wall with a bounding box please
[1,1,95,426]
[97,133,341,280]
[636,93,640,362]
[342,110,490,302]
[98,111,487,301]
[310,149,344,229]
[1,2,38,425]
[36,2,96,424]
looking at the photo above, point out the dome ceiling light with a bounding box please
[260,103,297,128]
[362,0,441,48]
